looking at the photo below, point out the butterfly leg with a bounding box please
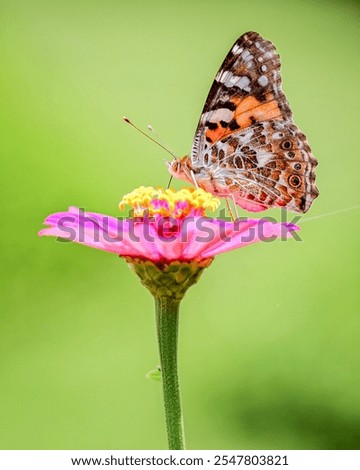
[225,198,235,222]
[190,170,199,189]
[230,194,239,220]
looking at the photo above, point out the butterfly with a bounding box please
[168,31,319,213]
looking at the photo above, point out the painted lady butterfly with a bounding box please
[168,31,319,213]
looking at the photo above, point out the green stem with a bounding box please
[155,296,185,450]
[125,257,213,449]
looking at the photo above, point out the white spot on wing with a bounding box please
[256,152,272,166]
[255,41,267,53]
[232,44,243,55]
[235,128,254,145]
[272,131,284,139]
[272,70,279,96]
[258,75,268,86]
[204,108,233,123]
[229,74,239,85]
[238,76,250,90]
[217,70,230,83]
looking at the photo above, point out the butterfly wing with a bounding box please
[206,121,318,212]
[191,31,292,155]
[190,31,318,213]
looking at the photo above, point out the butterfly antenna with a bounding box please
[301,205,360,223]
[123,117,176,159]
[147,124,176,159]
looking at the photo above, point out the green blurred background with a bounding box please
[1,0,359,450]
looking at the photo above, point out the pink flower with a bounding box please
[38,186,301,452]
[39,187,299,262]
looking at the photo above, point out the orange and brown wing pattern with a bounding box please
[173,31,319,214]
[191,31,292,158]
[209,120,319,213]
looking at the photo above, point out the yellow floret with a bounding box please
[119,186,220,218]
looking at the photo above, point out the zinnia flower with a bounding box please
[39,186,298,263]
[39,186,299,450]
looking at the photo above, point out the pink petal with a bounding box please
[39,207,300,262]
[199,219,299,259]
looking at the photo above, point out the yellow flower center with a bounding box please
[119,186,220,218]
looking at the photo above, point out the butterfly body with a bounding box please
[168,31,318,213]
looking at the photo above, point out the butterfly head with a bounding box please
[167,156,193,184]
